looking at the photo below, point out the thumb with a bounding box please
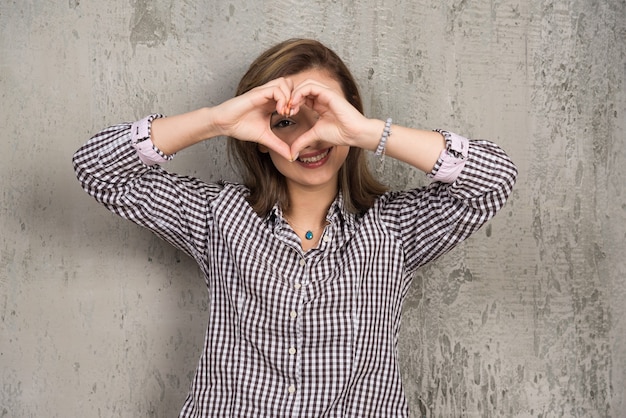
[289,128,319,161]
[257,132,293,162]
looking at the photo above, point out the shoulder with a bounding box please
[372,186,431,211]
[217,180,250,196]
[209,180,254,211]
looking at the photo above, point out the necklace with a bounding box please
[284,216,327,240]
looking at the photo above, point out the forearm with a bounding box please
[151,107,222,155]
[360,119,446,173]
[384,125,446,172]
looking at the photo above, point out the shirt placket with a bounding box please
[283,252,309,416]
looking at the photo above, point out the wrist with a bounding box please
[199,106,224,139]
[360,118,387,151]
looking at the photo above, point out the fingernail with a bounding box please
[291,153,299,162]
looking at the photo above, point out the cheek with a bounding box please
[335,146,350,163]
[266,151,291,173]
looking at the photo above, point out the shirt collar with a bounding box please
[326,191,357,231]
[265,191,357,231]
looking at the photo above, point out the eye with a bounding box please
[272,118,295,129]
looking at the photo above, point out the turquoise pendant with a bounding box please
[305,230,314,240]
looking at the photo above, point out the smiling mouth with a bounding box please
[297,148,330,164]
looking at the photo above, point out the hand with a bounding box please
[213,76,374,161]
[286,78,372,159]
[212,77,296,161]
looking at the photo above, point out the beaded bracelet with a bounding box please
[375,118,392,172]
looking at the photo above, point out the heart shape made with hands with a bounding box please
[258,96,359,163]
[227,72,363,162]
[273,105,330,162]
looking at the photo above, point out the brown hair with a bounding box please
[228,38,387,216]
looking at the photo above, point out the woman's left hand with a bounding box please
[287,79,381,158]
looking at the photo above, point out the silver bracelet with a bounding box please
[375,118,392,172]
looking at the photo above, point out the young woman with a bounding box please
[73,38,517,417]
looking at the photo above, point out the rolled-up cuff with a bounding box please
[428,130,469,183]
[130,114,174,166]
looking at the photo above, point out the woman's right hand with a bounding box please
[151,78,295,161]
[212,77,296,161]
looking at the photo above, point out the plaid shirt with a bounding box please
[73,116,517,417]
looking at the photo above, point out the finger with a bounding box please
[258,132,293,161]
[264,77,294,116]
[285,93,320,119]
[290,79,331,103]
[290,87,337,119]
[279,78,295,115]
[289,127,321,160]
[247,78,292,115]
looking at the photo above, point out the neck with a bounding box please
[284,183,337,226]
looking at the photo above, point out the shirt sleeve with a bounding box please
[72,117,222,262]
[378,132,518,275]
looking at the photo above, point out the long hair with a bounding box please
[227,38,387,217]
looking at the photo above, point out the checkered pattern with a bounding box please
[72,121,517,417]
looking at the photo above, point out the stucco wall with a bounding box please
[1,0,624,417]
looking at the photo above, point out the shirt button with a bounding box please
[294,283,302,290]
[299,258,306,267]
[289,347,297,355]
[288,385,296,394]
[323,234,331,242]
[289,310,297,319]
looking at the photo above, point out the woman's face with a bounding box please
[265,68,350,195]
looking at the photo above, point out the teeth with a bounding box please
[299,149,329,163]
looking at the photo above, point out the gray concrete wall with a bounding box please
[1,0,624,417]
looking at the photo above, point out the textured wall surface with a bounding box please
[1,0,625,417]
